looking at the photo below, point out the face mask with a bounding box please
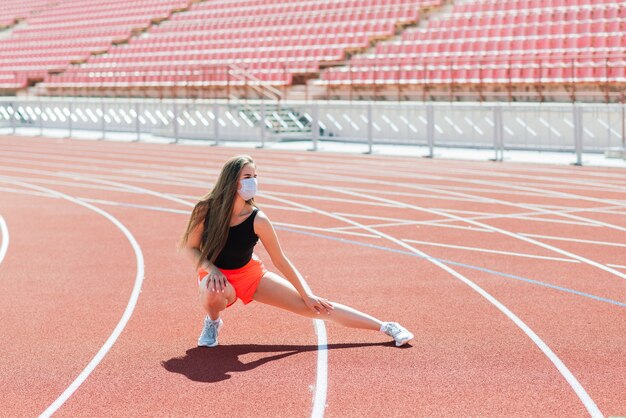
[238,178,258,200]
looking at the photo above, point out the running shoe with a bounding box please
[381,322,414,347]
[198,316,223,348]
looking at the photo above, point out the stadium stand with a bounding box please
[40,0,434,98]
[0,0,189,92]
[0,0,58,90]
[318,0,625,101]
[0,0,624,102]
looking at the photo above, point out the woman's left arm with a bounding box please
[255,211,333,314]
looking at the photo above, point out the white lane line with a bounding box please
[330,220,431,231]
[272,222,380,239]
[0,177,144,418]
[311,320,328,418]
[0,164,197,190]
[0,214,9,265]
[519,233,626,248]
[258,191,603,418]
[332,213,600,230]
[401,239,580,263]
[331,212,493,233]
[607,264,626,270]
[0,186,62,198]
[0,173,135,194]
[78,198,191,215]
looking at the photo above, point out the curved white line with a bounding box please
[311,320,328,418]
[0,214,9,265]
[0,177,145,418]
[257,191,603,418]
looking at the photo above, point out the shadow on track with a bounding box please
[161,342,394,383]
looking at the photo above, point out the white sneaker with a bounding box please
[198,316,223,348]
[381,322,414,347]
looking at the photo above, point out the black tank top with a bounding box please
[213,208,259,269]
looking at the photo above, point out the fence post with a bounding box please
[366,102,373,154]
[67,101,73,138]
[425,103,434,158]
[213,102,220,145]
[39,100,44,136]
[101,99,106,140]
[311,102,319,151]
[173,100,179,143]
[493,105,503,161]
[259,101,266,148]
[10,102,16,135]
[135,101,141,142]
[572,103,583,166]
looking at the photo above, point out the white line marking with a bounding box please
[401,239,580,263]
[0,178,145,418]
[0,214,9,265]
[311,320,328,418]
[607,264,626,270]
[0,186,61,198]
[519,233,626,248]
[273,222,380,239]
[78,197,190,215]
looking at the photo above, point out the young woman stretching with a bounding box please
[180,155,413,348]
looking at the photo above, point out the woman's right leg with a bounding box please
[253,271,383,331]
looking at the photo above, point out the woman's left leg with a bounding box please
[252,271,382,331]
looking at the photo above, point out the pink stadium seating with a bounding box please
[42,0,431,89]
[0,0,189,89]
[2,0,623,94]
[320,0,626,86]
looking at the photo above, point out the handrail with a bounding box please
[227,64,283,101]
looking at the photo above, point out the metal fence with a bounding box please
[1,97,624,164]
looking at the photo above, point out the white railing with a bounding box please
[0,97,624,164]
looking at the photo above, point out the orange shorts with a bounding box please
[197,255,267,307]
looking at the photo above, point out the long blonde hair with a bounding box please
[179,155,256,267]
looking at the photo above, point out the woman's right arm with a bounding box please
[184,223,228,292]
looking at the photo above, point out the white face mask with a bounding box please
[238,178,258,200]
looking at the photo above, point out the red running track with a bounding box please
[0,136,624,417]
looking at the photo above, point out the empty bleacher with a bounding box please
[1,0,624,101]
[319,0,625,101]
[0,0,59,90]
[0,0,189,91]
[41,0,433,97]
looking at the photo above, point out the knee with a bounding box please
[202,288,224,303]
[199,284,235,307]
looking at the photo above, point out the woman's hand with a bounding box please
[204,266,228,293]
[303,293,334,315]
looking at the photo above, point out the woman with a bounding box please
[180,155,413,348]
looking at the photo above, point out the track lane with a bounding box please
[0,187,137,416]
[2,136,620,414]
